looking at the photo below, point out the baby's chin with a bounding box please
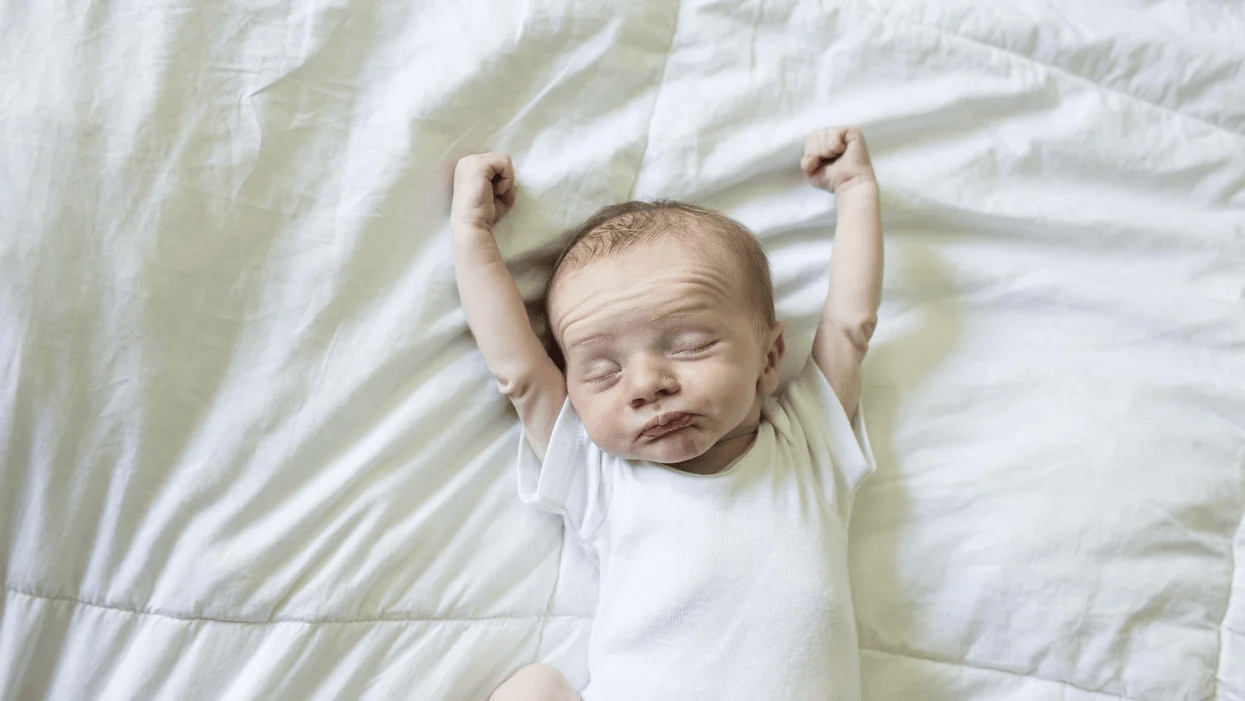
[622,427,708,465]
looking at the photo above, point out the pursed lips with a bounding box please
[639,412,694,439]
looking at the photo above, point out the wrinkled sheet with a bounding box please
[1,0,1243,699]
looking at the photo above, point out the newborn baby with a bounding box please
[451,127,882,701]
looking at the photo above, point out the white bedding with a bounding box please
[1,1,1243,699]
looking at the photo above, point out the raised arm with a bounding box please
[801,127,883,424]
[451,153,567,458]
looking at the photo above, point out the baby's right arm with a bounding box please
[451,153,566,459]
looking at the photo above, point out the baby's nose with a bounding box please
[628,360,679,408]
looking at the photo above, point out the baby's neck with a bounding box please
[668,429,758,475]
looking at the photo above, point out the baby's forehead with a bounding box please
[548,207,771,344]
[563,231,740,292]
[553,236,752,325]
[593,225,737,271]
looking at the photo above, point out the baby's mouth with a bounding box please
[639,412,694,439]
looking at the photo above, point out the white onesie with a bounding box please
[517,357,876,701]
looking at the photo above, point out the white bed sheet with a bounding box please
[1,1,1242,699]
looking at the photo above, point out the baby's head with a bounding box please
[547,201,785,472]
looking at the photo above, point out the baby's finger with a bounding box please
[804,129,844,160]
[802,131,825,160]
[800,152,822,176]
[499,181,518,207]
[484,154,514,193]
[807,168,833,191]
[824,130,848,159]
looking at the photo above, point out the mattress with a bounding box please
[1,0,1242,699]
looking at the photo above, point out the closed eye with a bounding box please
[583,368,620,384]
[675,341,717,355]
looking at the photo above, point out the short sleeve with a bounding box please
[777,357,877,513]
[517,398,613,541]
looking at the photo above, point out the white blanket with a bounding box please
[2,1,1242,699]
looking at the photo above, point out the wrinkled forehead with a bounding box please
[548,234,749,345]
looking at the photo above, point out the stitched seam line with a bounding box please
[626,0,681,200]
[860,4,1244,140]
[4,586,591,626]
[860,645,1140,701]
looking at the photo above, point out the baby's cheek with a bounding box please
[586,407,633,458]
[703,364,748,410]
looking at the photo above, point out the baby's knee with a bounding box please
[488,663,578,701]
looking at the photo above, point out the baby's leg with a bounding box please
[488,664,581,701]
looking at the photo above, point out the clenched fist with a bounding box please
[451,152,518,231]
[801,127,876,194]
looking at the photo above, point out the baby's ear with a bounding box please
[759,322,785,395]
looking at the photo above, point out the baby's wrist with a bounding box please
[833,173,878,197]
[451,215,495,240]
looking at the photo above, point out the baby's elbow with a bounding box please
[495,372,533,402]
[495,364,564,409]
[852,315,878,351]
[825,313,877,355]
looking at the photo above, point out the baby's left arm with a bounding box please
[801,127,883,425]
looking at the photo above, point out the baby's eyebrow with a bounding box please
[650,304,713,323]
[568,333,613,350]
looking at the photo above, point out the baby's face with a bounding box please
[550,235,783,470]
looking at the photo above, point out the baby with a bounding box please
[451,127,882,701]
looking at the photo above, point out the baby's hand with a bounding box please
[801,127,875,194]
[451,152,518,231]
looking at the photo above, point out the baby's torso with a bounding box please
[516,359,876,701]
[581,419,861,701]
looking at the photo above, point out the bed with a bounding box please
[2,0,1242,699]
